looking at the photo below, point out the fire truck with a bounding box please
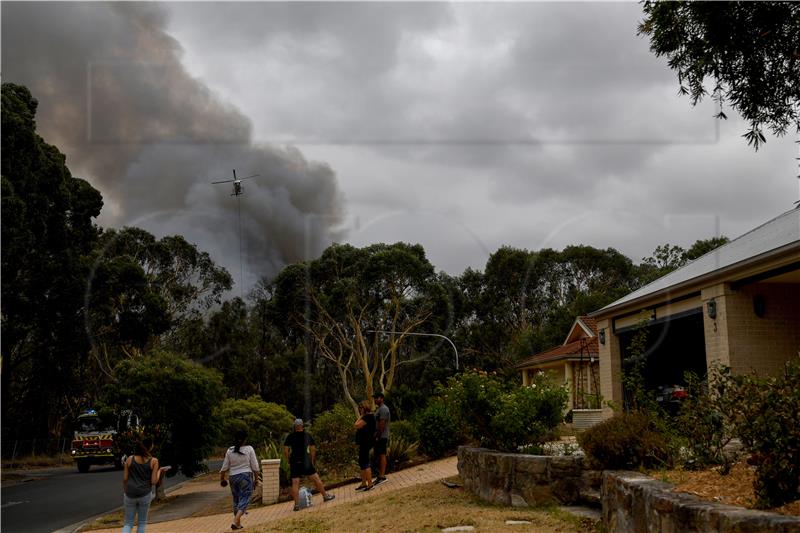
[70,409,139,473]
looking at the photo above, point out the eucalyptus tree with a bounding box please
[2,83,103,439]
[268,242,440,413]
[639,1,800,149]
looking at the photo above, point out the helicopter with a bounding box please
[212,169,260,196]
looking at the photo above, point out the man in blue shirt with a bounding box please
[373,393,391,485]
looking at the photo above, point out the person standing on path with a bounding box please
[373,392,391,485]
[219,429,260,530]
[121,438,167,533]
[353,400,376,491]
[283,418,335,511]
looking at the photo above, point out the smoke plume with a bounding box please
[1,2,345,290]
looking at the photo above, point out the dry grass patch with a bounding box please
[258,477,596,533]
[2,453,73,470]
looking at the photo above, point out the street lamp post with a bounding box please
[366,330,459,370]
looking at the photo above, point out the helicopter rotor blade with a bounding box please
[211,179,235,184]
[240,174,260,181]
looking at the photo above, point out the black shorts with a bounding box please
[290,463,316,479]
[358,445,372,469]
[374,438,388,456]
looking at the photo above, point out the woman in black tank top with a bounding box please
[121,438,167,533]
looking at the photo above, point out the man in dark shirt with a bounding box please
[373,392,391,485]
[283,418,335,511]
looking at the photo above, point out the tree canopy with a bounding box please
[2,83,104,438]
[639,1,800,149]
[105,351,225,477]
[266,242,442,413]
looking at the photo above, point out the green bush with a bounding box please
[414,400,461,458]
[730,360,800,508]
[438,369,508,440]
[578,411,672,470]
[106,350,225,477]
[310,403,356,474]
[674,361,799,508]
[391,420,420,444]
[486,375,568,452]
[216,396,295,450]
[675,366,738,471]
[435,369,566,451]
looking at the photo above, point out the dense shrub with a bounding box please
[578,411,673,470]
[436,370,566,452]
[730,360,800,508]
[216,396,295,450]
[414,400,461,458]
[106,350,225,476]
[391,419,420,444]
[310,403,356,474]
[674,361,799,508]
[675,366,738,471]
[438,369,507,439]
[486,376,568,452]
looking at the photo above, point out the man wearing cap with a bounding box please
[283,418,335,511]
[372,392,391,485]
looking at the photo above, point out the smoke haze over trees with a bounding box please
[1,2,345,293]
[1,82,732,456]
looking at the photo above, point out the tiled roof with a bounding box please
[577,316,597,335]
[592,206,800,317]
[516,337,598,369]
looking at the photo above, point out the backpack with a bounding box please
[298,486,313,509]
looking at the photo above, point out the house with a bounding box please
[590,206,800,420]
[516,316,602,429]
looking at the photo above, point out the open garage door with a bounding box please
[618,310,706,410]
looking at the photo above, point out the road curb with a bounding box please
[52,477,195,533]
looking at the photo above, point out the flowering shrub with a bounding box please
[437,369,508,441]
[436,369,567,452]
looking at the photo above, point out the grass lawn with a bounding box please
[257,477,598,533]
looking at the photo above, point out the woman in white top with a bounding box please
[219,429,259,530]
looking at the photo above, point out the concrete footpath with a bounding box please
[88,456,458,532]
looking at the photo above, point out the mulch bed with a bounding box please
[660,461,800,517]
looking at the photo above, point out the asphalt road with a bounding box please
[1,460,221,533]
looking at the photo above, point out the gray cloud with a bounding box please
[4,1,795,282]
[2,2,345,291]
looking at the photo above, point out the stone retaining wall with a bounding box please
[459,447,800,532]
[457,446,599,507]
[603,471,800,533]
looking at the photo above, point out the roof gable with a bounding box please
[564,316,597,344]
[518,315,599,370]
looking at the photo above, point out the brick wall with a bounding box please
[704,282,800,377]
[597,319,621,419]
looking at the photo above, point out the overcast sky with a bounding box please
[3,2,798,293]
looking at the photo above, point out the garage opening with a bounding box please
[618,310,706,411]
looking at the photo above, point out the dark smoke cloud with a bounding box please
[1,2,345,290]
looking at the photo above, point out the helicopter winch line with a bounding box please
[211,169,260,299]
